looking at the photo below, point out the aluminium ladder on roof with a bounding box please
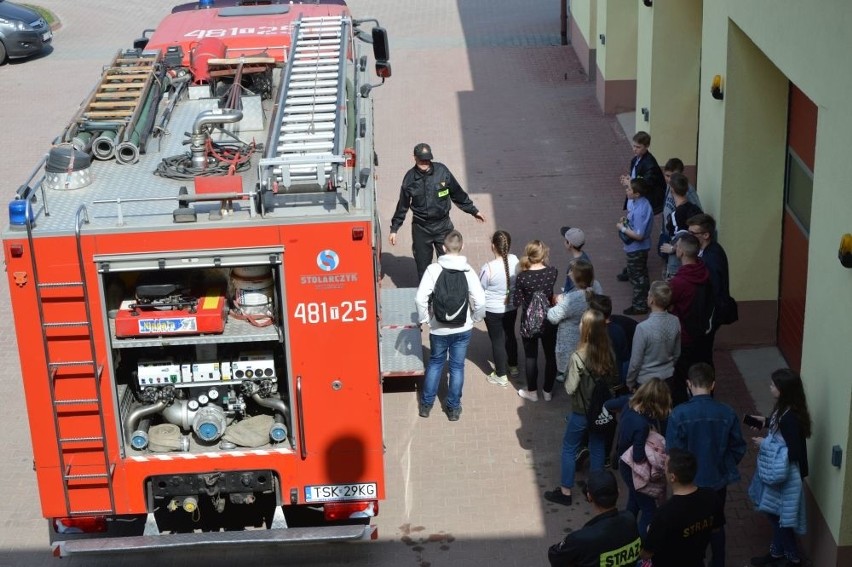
[260,16,350,191]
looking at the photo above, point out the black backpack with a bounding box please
[577,358,616,432]
[430,268,469,326]
[684,281,716,339]
[520,290,549,339]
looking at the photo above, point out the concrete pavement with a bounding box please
[0,1,786,565]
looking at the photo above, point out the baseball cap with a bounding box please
[413,143,433,161]
[585,470,619,503]
[560,226,585,248]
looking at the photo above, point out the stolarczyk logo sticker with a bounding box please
[317,250,339,272]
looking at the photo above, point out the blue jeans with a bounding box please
[767,512,800,562]
[422,330,472,410]
[620,461,657,538]
[560,412,605,489]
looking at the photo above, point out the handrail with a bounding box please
[297,375,307,460]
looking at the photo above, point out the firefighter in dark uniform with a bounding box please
[548,471,641,567]
[389,143,486,281]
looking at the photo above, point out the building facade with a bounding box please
[572,0,852,564]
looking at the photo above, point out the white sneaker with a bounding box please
[543,391,553,402]
[486,372,509,387]
[508,366,520,378]
[517,388,539,402]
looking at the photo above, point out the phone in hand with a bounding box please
[743,414,763,429]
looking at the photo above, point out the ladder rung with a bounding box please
[38,281,83,289]
[98,84,144,91]
[68,509,115,516]
[288,87,338,97]
[104,73,150,81]
[281,113,336,123]
[55,398,99,406]
[291,66,339,75]
[289,80,339,89]
[295,46,340,54]
[285,97,337,106]
[107,65,154,72]
[60,436,105,444]
[114,57,157,64]
[43,321,91,328]
[88,101,140,108]
[84,111,134,119]
[284,104,337,113]
[65,472,110,480]
[49,360,95,368]
[297,39,342,46]
[278,141,335,152]
[94,92,145,100]
[280,132,335,142]
[281,123,335,133]
[290,74,339,83]
[292,56,340,64]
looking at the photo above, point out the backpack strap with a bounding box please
[574,354,595,411]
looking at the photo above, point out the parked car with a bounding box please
[0,0,52,64]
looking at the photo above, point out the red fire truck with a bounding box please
[2,0,423,556]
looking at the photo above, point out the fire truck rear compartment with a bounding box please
[148,470,278,533]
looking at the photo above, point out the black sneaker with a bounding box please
[543,488,572,506]
[447,406,462,421]
[575,447,590,467]
[418,403,432,418]
[750,552,785,566]
[623,306,649,316]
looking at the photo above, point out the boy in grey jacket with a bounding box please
[626,281,680,391]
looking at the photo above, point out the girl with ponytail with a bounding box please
[479,230,520,387]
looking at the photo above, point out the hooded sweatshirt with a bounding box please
[415,254,486,336]
[669,260,710,345]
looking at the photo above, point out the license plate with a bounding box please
[43,31,52,42]
[304,482,377,503]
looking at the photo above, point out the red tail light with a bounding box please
[323,500,378,521]
[53,516,108,534]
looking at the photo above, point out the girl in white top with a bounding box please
[479,230,520,387]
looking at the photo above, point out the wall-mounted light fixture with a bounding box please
[643,0,653,6]
[640,107,649,122]
[599,34,606,45]
[711,75,724,100]
[839,233,852,268]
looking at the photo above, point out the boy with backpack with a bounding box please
[414,230,486,421]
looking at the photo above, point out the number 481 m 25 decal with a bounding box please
[293,301,368,324]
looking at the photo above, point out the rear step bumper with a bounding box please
[53,524,374,557]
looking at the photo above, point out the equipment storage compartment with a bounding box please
[96,247,293,456]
